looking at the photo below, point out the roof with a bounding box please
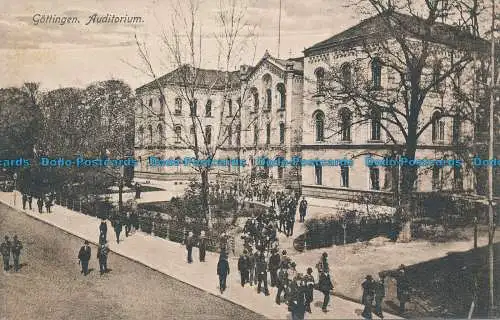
[304,11,490,56]
[245,51,304,80]
[136,65,241,94]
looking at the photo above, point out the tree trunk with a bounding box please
[200,168,210,228]
[397,138,418,242]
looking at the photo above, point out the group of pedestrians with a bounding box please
[21,192,54,213]
[1,235,23,272]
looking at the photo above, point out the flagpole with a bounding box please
[278,0,282,58]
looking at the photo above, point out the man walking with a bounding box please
[362,275,375,319]
[124,212,131,237]
[396,265,410,314]
[11,235,23,272]
[299,196,307,222]
[217,253,230,294]
[28,193,33,210]
[198,231,207,262]
[99,219,108,243]
[318,271,334,313]
[374,274,386,319]
[248,247,256,286]
[78,240,92,276]
[276,265,289,305]
[22,193,28,210]
[97,241,109,275]
[268,248,281,287]
[238,250,250,287]
[1,236,12,272]
[37,197,43,213]
[256,250,270,296]
[185,231,194,263]
[113,216,122,244]
[303,267,315,313]
[45,194,52,213]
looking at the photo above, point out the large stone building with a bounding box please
[135,12,497,212]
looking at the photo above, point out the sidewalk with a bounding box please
[0,191,400,319]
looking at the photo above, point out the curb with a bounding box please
[0,199,275,320]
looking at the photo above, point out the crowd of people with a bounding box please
[1,235,23,273]
[20,191,54,213]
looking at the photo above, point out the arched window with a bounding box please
[339,108,352,141]
[138,126,144,147]
[157,123,164,143]
[371,58,382,89]
[432,166,443,190]
[340,165,349,187]
[432,62,443,92]
[314,67,325,93]
[174,125,182,143]
[452,115,460,143]
[431,111,445,143]
[266,123,271,145]
[148,98,153,108]
[228,99,233,116]
[314,110,325,142]
[369,167,380,190]
[371,109,381,141]
[148,125,153,145]
[174,97,182,115]
[266,89,272,110]
[236,124,241,145]
[205,99,212,117]
[279,122,285,144]
[159,96,165,114]
[205,125,212,145]
[227,125,232,146]
[314,164,322,185]
[341,63,352,88]
[251,87,259,112]
[276,83,286,110]
[253,124,259,145]
[190,99,197,116]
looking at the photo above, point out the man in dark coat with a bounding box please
[185,232,194,263]
[289,275,307,320]
[238,250,250,287]
[217,253,230,294]
[268,248,281,287]
[97,241,109,275]
[198,231,207,262]
[11,235,23,272]
[361,275,375,319]
[318,271,334,312]
[45,194,52,213]
[22,193,28,209]
[374,274,386,319]
[248,247,257,286]
[113,216,122,244]
[27,194,33,210]
[124,212,131,237]
[396,265,410,314]
[256,251,269,296]
[99,219,107,242]
[134,182,141,199]
[299,196,308,222]
[1,236,12,271]
[275,265,289,305]
[78,240,92,276]
[303,267,315,313]
[37,197,43,213]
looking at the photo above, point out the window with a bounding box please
[277,83,286,109]
[251,88,259,112]
[432,111,445,143]
[148,125,153,145]
[314,111,325,142]
[174,97,182,115]
[266,89,272,110]
[369,167,380,190]
[190,125,196,140]
[371,109,381,141]
[174,125,182,143]
[148,98,153,108]
[159,96,165,115]
[278,166,284,179]
[315,68,325,93]
[227,126,232,146]
[371,58,382,89]
[341,63,352,88]
[253,124,259,145]
[266,123,271,145]
[205,99,212,117]
[432,62,443,92]
[236,124,241,145]
[157,124,164,143]
[228,99,233,116]
[339,108,352,141]
[454,166,463,191]
[432,166,443,190]
[340,165,349,187]
[452,115,460,143]
[190,99,197,116]
[314,164,322,185]
[138,126,144,147]
[279,122,285,144]
[205,125,212,145]
[227,157,231,172]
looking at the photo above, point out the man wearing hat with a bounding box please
[11,235,23,272]
[374,273,386,319]
[237,249,250,287]
[78,240,92,276]
[396,265,410,314]
[185,231,194,264]
[97,240,109,275]
[361,275,375,319]
[318,270,334,313]
[1,236,11,271]
[268,248,281,287]
[198,231,207,262]
[303,267,315,313]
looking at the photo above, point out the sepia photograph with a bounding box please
[0,0,499,319]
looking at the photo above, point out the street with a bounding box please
[0,203,264,320]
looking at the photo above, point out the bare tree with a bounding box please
[308,0,491,240]
[130,0,257,225]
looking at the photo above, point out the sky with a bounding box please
[0,0,496,91]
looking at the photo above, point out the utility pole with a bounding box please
[487,0,496,316]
